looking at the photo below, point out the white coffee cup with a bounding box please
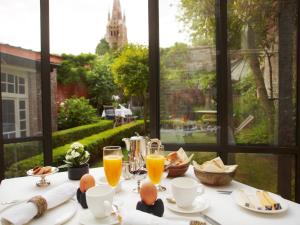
[86,185,114,218]
[171,177,204,208]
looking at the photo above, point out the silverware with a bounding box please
[166,197,222,225]
[112,204,122,223]
[217,190,232,195]
[1,199,25,205]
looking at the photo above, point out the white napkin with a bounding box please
[1,183,76,225]
[122,210,189,225]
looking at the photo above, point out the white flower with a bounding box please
[71,150,80,158]
[84,151,90,158]
[71,142,84,150]
[112,95,120,101]
[65,154,72,161]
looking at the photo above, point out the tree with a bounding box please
[95,38,110,56]
[178,0,279,142]
[57,53,97,84]
[86,54,116,112]
[111,44,149,129]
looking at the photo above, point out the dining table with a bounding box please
[0,167,299,225]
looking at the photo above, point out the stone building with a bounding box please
[0,44,61,138]
[105,0,128,49]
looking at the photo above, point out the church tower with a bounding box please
[106,0,128,50]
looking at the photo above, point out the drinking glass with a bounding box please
[103,146,123,188]
[146,142,166,191]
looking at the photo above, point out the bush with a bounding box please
[6,121,144,178]
[4,142,42,169]
[58,97,98,130]
[52,120,113,148]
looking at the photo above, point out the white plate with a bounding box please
[232,189,288,214]
[165,196,209,214]
[0,200,77,225]
[27,167,59,177]
[79,210,119,225]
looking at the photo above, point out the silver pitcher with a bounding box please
[122,133,161,162]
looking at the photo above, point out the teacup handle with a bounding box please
[103,201,112,216]
[197,185,205,195]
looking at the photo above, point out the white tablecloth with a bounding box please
[102,108,133,118]
[0,167,299,225]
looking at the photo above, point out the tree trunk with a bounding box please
[247,27,275,143]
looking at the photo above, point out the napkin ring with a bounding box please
[28,196,48,218]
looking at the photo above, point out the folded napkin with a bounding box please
[122,210,189,225]
[1,183,76,225]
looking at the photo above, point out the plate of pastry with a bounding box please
[27,166,58,177]
[232,189,288,214]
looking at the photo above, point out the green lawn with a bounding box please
[161,131,216,144]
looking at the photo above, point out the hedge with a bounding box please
[6,120,144,178]
[52,120,113,148]
[4,142,42,169]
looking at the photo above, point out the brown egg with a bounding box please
[80,174,96,192]
[140,182,157,205]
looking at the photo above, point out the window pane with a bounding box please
[1,72,6,82]
[228,0,298,146]
[19,110,26,120]
[2,99,15,134]
[19,77,25,85]
[7,84,14,93]
[20,121,26,130]
[1,83,6,92]
[19,85,25,94]
[159,0,217,144]
[0,0,43,139]
[19,100,25,110]
[4,141,43,178]
[7,74,14,83]
[50,0,150,139]
[229,153,278,194]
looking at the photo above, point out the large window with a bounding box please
[0,0,299,202]
[153,0,299,201]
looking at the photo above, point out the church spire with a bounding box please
[112,0,122,20]
[105,0,128,50]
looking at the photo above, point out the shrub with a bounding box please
[52,120,113,148]
[4,142,42,169]
[58,97,98,130]
[5,121,144,178]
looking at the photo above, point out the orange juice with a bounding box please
[146,154,165,184]
[103,155,122,187]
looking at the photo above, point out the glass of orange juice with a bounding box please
[103,146,123,188]
[146,141,166,191]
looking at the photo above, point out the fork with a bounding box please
[112,204,122,223]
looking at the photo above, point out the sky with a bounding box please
[0,0,190,55]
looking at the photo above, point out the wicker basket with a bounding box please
[193,166,237,186]
[167,162,190,177]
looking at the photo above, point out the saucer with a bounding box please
[79,210,119,225]
[165,196,209,214]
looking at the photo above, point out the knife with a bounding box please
[199,212,221,225]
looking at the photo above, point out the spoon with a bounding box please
[165,197,222,225]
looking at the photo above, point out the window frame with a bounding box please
[0,0,298,203]
[148,0,300,202]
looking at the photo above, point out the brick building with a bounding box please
[0,44,61,138]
